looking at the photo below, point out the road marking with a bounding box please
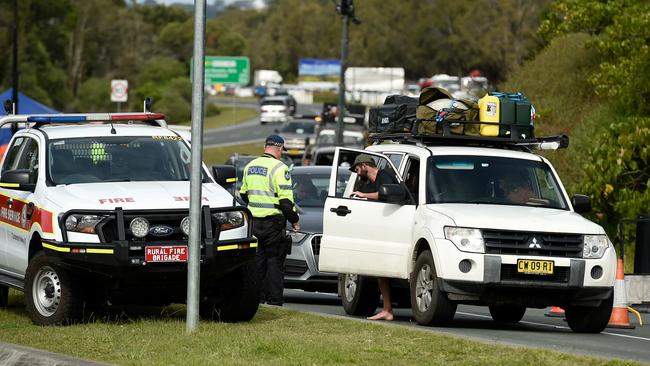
[457,311,650,341]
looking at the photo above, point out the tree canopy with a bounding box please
[0,0,551,119]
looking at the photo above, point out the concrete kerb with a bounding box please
[0,342,110,366]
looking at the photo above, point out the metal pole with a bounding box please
[336,14,349,146]
[186,0,206,333]
[11,0,18,127]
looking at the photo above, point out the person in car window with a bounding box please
[499,172,536,204]
[349,154,398,321]
[350,154,396,200]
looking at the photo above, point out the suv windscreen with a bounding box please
[292,171,350,207]
[261,100,286,106]
[281,122,315,134]
[48,136,198,184]
[427,155,567,209]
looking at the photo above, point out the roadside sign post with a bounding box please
[110,79,128,113]
[187,0,206,333]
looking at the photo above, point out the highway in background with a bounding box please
[283,289,650,364]
[204,97,322,147]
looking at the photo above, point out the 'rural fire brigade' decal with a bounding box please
[0,194,53,233]
[98,197,135,204]
[145,246,188,262]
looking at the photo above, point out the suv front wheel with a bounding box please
[410,250,456,325]
[25,251,83,325]
[200,259,260,322]
[340,273,379,317]
[565,293,613,333]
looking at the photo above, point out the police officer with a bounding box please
[240,135,299,306]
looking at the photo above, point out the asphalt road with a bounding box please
[283,289,650,364]
[203,100,322,147]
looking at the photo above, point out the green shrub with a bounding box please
[205,103,221,117]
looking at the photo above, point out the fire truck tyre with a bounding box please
[410,250,457,326]
[489,305,526,323]
[25,252,83,325]
[340,273,379,316]
[0,284,8,308]
[565,293,613,333]
[201,260,260,322]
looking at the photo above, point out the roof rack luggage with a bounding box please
[369,119,568,151]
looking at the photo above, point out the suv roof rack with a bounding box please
[369,120,569,151]
[0,113,167,130]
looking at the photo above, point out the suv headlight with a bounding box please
[213,211,245,231]
[444,226,485,253]
[65,214,106,234]
[583,235,609,259]
[287,230,307,243]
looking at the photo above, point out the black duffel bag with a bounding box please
[369,95,417,133]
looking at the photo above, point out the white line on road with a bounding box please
[457,311,650,341]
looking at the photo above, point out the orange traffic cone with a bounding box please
[544,306,565,317]
[607,258,635,329]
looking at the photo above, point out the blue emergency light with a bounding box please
[27,116,88,123]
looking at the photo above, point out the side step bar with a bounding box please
[0,273,24,290]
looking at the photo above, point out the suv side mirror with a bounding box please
[378,184,406,204]
[211,165,237,187]
[572,194,591,214]
[0,169,36,192]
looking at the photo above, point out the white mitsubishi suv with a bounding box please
[0,112,259,325]
[319,132,616,333]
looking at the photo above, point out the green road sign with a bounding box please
[204,56,250,85]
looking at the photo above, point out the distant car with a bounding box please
[279,119,317,158]
[309,145,361,167]
[302,128,366,165]
[284,166,351,292]
[260,96,293,124]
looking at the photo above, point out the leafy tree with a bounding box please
[578,117,650,256]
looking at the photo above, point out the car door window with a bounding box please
[2,137,27,172]
[2,137,39,184]
[385,153,405,171]
[403,157,420,203]
[333,148,401,200]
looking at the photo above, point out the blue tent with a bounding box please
[0,88,59,115]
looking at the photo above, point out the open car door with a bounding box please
[318,147,416,279]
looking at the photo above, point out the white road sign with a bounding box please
[111,79,128,102]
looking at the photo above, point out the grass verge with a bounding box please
[202,142,262,165]
[178,104,258,130]
[0,291,640,366]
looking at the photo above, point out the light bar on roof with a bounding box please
[27,116,87,123]
[111,113,164,121]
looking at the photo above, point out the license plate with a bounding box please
[145,246,188,263]
[288,149,300,155]
[517,259,554,275]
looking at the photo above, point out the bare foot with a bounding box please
[367,310,394,321]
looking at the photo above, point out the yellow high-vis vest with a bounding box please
[240,155,295,218]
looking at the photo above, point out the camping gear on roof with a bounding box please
[415,87,479,136]
[478,92,534,139]
[368,95,417,133]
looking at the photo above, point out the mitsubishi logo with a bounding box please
[528,237,542,249]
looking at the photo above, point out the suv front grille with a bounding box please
[500,264,570,284]
[311,235,322,256]
[483,230,583,258]
[285,259,308,276]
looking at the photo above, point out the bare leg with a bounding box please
[367,277,393,321]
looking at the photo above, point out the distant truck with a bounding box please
[345,67,405,105]
[254,70,283,96]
